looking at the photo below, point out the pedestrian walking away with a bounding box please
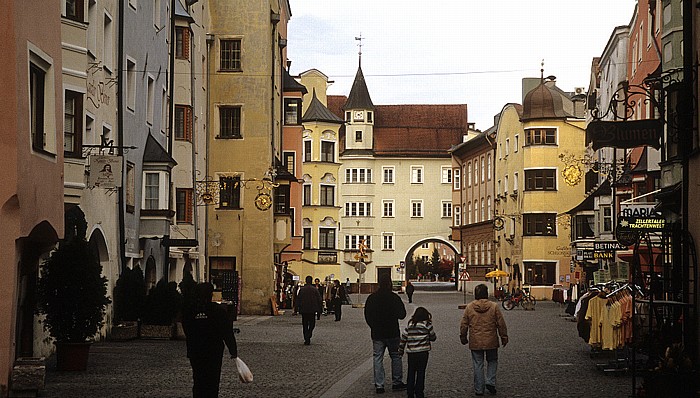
[459,283,508,396]
[315,278,325,320]
[297,275,323,345]
[364,274,407,394]
[399,307,436,398]
[331,279,346,321]
[182,282,238,398]
[406,281,415,303]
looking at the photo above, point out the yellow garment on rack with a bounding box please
[585,295,606,346]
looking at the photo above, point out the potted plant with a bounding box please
[36,209,110,371]
[111,266,146,340]
[140,279,182,339]
[174,271,197,339]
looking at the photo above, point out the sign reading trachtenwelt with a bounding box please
[617,216,669,231]
[586,119,662,150]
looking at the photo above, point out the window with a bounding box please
[525,128,557,146]
[453,168,461,190]
[497,180,501,196]
[284,98,300,125]
[525,169,557,191]
[346,235,371,250]
[480,157,485,182]
[421,243,429,249]
[367,111,373,123]
[320,185,334,206]
[303,228,312,249]
[513,172,519,191]
[514,135,519,152]
[219,106,242,138]
[103,12,114,72]
[64,91,83,157]
[175,27,190,60]
[87,0,97,56]
[454,206,461,226]
[304,141,311,162]
[161,88,167,134]
[382,233,394,250]
[303,185,311,205]
[219,176,241,209]
[128,0,136,10]
[383,167,394,183]
[442,201,452,218]
[601,205,613,233]
[410,166,423,183]
[574,214,595,239]
[524,261,556,285]
[274,185,290,214]
[411,200,423,217]
[220,39,241,71]
[355,130,362,142]
[283,152,295,175]
[441,166,452,183]
[487,197,491,220]
[30,63,46,151]
[126,162,135,212]
[126,59,136,111]
[467,202,472,223]
[345,111,351,121]
[65,0,84,21]
[153,0,161,28]
[487,154,492,180]
[382,200,394,217]
[146,75,154,125]
[175,105,192,141]
[321,141,334,162]
[345,202,372,217]
[504,175,508,194]
[474,160,478,183]
[345,168,372,183]
[319,228,335,249]
[467,162,472,186]
[523,213,557,236]
[480,198,485,221]
[473,202,478,223]
[176,188,193,223]
[144,172,160,210]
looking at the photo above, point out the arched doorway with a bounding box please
[403,237,460,284]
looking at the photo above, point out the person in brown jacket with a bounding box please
[459,284,508,396]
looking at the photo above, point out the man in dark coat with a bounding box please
[296,275,323,345]
[182,282,238,398]
[406,281,415,303]
[364,274,407,393]
[330,279,346,321]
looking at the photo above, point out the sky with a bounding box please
[287,0,637,130]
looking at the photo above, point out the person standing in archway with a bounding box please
[406,281,415,303]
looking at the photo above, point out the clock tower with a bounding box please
[342,61,375,152]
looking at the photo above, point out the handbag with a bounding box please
[235,357,254,383]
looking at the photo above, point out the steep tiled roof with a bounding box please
[342,66,375,111]
[283,69,307,94]
[302,90,343,124]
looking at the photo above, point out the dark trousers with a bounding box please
[407,292,414,303]
[407,351,429,398]
[301,312,316,342]
[332,298,342,320]
[190,354,223,398]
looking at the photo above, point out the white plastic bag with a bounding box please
[235,357,253,383]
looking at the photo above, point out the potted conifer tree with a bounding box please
[36,208,110,371]
[140,279,182,339]
[111,265,146,340]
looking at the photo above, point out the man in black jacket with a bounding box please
[364,274,407,393]
[296,275,323,345]
[182,282,237,398]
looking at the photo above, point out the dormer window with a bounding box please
[355,130,363,142]
[367,111,373,123]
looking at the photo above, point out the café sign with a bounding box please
[586,119,662,150]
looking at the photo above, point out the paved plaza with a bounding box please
[40,290,631,397]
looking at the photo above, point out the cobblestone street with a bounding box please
[40,290,631,397]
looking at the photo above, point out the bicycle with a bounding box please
[501,290,536,311]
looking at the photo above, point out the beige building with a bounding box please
[494,77,587,300]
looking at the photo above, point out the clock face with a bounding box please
[353,110,364,121]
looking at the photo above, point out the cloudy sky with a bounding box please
[287,0,637,130]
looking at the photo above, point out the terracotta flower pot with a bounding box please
[55,342,91,371]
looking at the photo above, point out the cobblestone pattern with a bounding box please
[40,291,631,397]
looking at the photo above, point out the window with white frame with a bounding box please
[303,184,311,206]
[87,0,97,56]
[320,185,334,206]
[442,201,452,218]
[29,49,56,154]
[382,166,394,184]
[505,138,510,156]
[345,202,372,217]
[468,202,472,223]
[143,171,168,210]
[473,160,478,184]
[382,233,394,250]
[513,172,519,191]
[481,242,486,264]
[321,141,334,162]
[487,154,492,180]
[480,198,485,221]
[480,156,485,182]
[514,135,519,152]
[345,168,372,183]
[487,197,492,220]
[304,140,311,162]
[382,199,394,217]
[497,180,501,196]
[410,166,423,183]
[441,166,452,184]
[504,175,509,194]
[126,58,136,111]
[411,200,423,217]
[345,235,371,250]
[473,201,478,223]
[453,168,461,190]
[146,75,154,125]
[454,205,461,226]
[103,12,114,72]
[467,162,472,186]
[319,228,336,249]
[487,242,492,264]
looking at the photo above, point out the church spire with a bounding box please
[343,35,374,111]
[355,33,364,67]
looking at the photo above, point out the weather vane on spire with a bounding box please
[355,33,364,66]
[540,59,545,81]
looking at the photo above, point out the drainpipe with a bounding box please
[163,0,177,280]
[190,20,198,281]
[117,0,126,272]
[205,33,213,282]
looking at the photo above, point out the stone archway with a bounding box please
[403,236,460,283]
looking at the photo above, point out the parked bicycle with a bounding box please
[501,289,536,311]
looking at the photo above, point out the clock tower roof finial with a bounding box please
[344,34,375,112]
[355,33,364,67]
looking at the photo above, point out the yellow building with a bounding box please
[288,69,344,281]
[494,76,586,299]
[206,0,289,314]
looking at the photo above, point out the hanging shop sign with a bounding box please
[594,251,614,260]
[617,216,669,231]
[594,240,629,251]
[586,119,662,150]
[576,249,595,261]
[620,203,658,218]
[615,229,639,246]
[89,155,122,188]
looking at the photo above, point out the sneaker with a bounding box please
[391,382,407,391]
[376,387,385,394]
[485,385,496,394]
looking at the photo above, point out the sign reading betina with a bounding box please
[586,119,662,150]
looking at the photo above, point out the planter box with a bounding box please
[55,342,91,371]
[110,321,139,341]
[140,324,174,340]
[10,357,45,396]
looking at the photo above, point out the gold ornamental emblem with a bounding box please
[562,164,582,187]
[255,193,272,211]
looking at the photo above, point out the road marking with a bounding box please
[551,363,574,366]
[320,356,374,398]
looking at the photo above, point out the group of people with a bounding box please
[181,277,508,398]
